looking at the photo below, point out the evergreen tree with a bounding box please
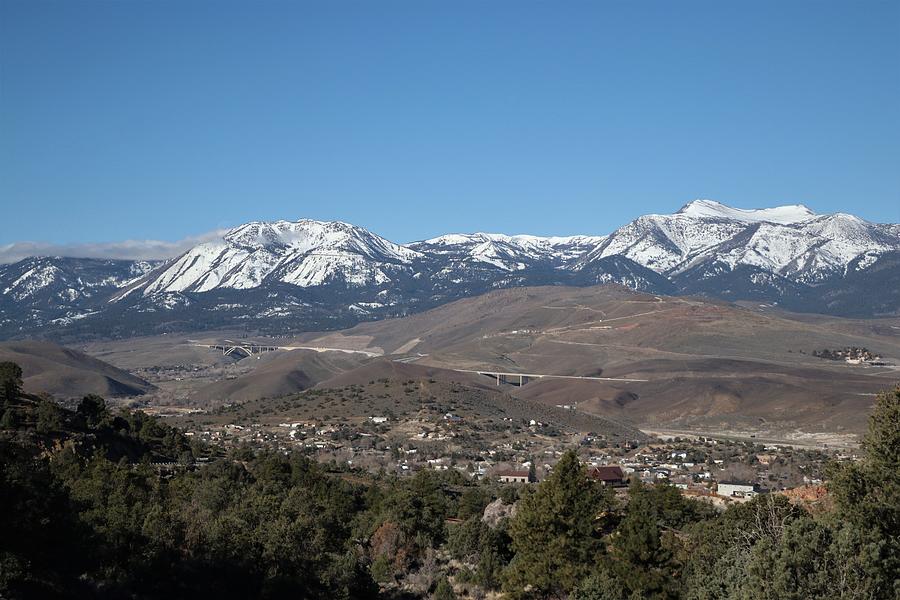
[321,550,379,600]
[76,394,109,429]
[503,450,613,598]
[745,514,886,600]
[572,570,628,600]
[680,487,801,600]
[432,576,457,600]
[431,577,456,600]
[605,482,678,599]
[0,361,22,405]
[35,399,64,433]
[820,386,900,597]
[0,408,18,429]
[837,386,900,535]
[457,486,490,520]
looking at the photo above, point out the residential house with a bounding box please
[717,481,758,498]
[497,470,534,484]
[587,465,627,487]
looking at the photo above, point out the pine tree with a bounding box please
[432,576,457,600]
[0,408,18,429]
[830,386,900,534]
[35,398,63,433]
[606,482,678,599]
[77,394,109,429]
[861,386,900,507]
[503,450,613,598]
[0,361,23,405]
[825,386,900,596]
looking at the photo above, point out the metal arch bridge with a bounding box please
[193,341,382,359]
[207,342,281,358]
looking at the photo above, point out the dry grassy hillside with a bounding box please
[0,340,155,398]
[293,285,900,434]
[68,285,900,436]
[178,359,646,442]
[191,349,369,404]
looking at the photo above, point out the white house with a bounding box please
[497,470,533,484]
[717,482,758,498]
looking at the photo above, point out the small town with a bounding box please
[166,381,841,510]
[811,346,889,365]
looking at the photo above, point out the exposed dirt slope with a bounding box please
[0,340,154,398]
[295,285,900,433]
[192,350,369,404]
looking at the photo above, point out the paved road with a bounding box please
[455,368,648,383]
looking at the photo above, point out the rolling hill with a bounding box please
[291,285,900,434]
[0,340,155,398]
[191,349,369,404]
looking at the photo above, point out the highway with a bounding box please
[192,342,382,358]
[455,368,648,385]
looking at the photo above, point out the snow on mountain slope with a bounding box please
[576,201,900,284]
[412,232,607,271]
[578,213,747,273]
[781,214,898,282]
[799,213,897,263]
[2,262,63,301]
[276,252,395,287]
[1,257,155,303]
[675,199,816,224]
[3,200,899,338]
[0,257,159,334]
[679,222,827,276]
[133,204,900,301]
[142,220,423,294]
[225,220,420,260]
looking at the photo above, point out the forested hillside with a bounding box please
[1,360,898,599]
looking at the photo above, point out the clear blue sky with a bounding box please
[1,0,898,247]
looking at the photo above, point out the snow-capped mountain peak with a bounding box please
[223,219,420,260]
[574,199,898,286]
[676,199,817,224]
[141,218,423,295]
[413,232,607,271]
[3,201,898,338]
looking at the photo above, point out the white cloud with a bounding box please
[0,229,228,264]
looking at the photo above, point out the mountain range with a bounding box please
[2,200,899,339]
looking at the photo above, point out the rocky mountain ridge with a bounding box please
[2,200,898,338]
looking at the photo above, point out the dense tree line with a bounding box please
[1,360,899,599]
